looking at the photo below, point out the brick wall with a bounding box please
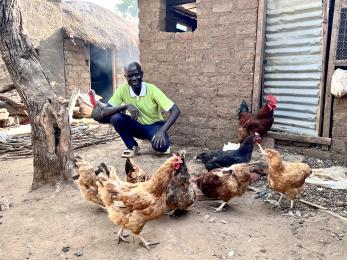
[331,97,347,163]
[138,0,259,148]
[63,39,91,96]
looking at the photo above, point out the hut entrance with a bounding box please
[90,45,113,101]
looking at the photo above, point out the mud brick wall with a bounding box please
[138,0,259,148]
[331,97,347,163]
[63,39,91,96]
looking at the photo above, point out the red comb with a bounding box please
[88,90,97,108]
[266,95,277,104]
[172,154,183,170]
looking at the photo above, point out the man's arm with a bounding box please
[100,104,128,118]
[152,104,180,149]
[101,104,139,120]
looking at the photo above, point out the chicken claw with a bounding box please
[135,235,160,250]
[164,210,176,216]
[212,202,227,212]
[116,228,129,244]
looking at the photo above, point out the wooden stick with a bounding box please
[249,186,347,224]
[299,199,347,224]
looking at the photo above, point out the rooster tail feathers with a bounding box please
[237,100,249,117]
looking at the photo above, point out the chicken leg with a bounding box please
[212,202,227,212]
[116,228,129,244]
[135,234,160,250]
[275,194,284,206]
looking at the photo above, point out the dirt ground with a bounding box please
[1,139,346,260]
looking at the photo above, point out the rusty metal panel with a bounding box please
[263,0,323,136]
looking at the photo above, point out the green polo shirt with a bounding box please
[108,82,174,125]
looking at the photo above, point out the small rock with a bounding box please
[220,220,227,224]
[228,250,234,256]
[209,217,216,223]
[74,251,83,257]
[260,249,266,253]
[204,215,210,219]
[62,246,70,253]
[212,251,216,256]
[298,220,304,224]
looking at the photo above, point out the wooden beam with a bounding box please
[267,131,332,146]
[167,0,195,7]
[317,0,330,136]
[252,0,267,113]
[322,0,343,138]
[112,49,117,92]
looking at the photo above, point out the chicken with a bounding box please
[196,133,262,171]
[195,163,260,212]
[72,156,120,208]
[88,89,110,123]
[166,155,196,215]
[237,95,278,143]
[125,158,150,183]
[97,155,183,250]
[257,146,312,214]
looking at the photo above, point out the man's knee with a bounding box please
[152,139,170,153]
[110,113,126,127]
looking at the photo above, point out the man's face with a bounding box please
[126,65,143,89]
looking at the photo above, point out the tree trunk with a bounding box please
[0,0,74,189]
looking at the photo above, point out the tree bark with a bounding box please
[0,0,74,189]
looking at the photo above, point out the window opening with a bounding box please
[165,0,197,32]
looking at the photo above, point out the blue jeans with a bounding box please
[110,113,170,152]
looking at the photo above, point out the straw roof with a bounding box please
[63,1,138,49]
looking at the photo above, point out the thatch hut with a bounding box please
[62,1,139,100]
[0,0,139,101]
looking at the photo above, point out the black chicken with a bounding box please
[196,133,262,171]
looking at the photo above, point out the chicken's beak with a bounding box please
[257,143,266,155]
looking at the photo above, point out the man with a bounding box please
[101,62,180,158]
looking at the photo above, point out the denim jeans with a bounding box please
[110,113,170,152]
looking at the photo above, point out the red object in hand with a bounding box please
[88,89,97,108]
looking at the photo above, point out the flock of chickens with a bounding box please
[73,95,312,250]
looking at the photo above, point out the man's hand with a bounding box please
[126,104,139,120]
[152,129,166,149]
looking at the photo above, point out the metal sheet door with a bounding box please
[263,0,323,136]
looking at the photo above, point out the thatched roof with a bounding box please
[62,1,138,49]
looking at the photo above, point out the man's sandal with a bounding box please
[121,146,140,158]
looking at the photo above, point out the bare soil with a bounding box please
[1,139,346,260]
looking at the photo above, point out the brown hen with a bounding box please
[258,146,312,213]
[97,155,183,250]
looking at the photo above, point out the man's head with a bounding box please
[125,62,143,90]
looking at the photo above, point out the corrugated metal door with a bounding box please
[263,0,323,136]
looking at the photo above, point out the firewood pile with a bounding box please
[0,87,98,129]
[0,94,29,127]
[0,124,118,160]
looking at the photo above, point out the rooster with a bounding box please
[237,95,278,143]
[97,155,184,250]
[196,133,262,171]
[88,89,110,124]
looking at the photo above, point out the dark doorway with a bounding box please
[90,46,113,102]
